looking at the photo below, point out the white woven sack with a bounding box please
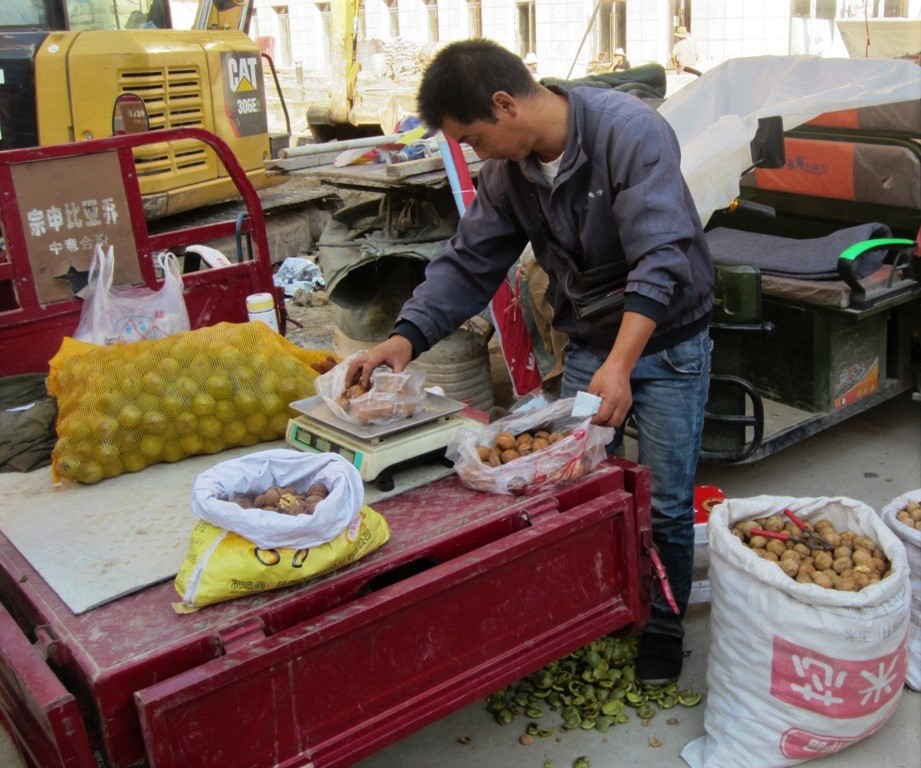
[191,449,363,549]
[682,495,910,768]
[881,489,921,691]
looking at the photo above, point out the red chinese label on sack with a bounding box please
[770,636,906,718]
[779,724,884,759]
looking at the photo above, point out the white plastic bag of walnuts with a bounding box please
[446,397,614,496]
[881,488,921,691]
[190,449,363,550]
[681,495,910,768]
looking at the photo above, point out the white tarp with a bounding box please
[658,55,921,226]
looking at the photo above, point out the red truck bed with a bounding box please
[0,458,652,768]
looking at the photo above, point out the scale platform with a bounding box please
[286,393,479,489]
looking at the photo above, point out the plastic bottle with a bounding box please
[246,293,279,332]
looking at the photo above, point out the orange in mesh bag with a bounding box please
[48,322,338,484]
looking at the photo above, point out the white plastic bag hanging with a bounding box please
[190,449,364,550]
[73,245,190,345]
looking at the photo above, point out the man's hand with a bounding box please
[588,360,633,429]
[345,335,414,389]
[587,312,657,429]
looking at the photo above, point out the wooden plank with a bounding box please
[385,156,449,178]
[264,151,342,172]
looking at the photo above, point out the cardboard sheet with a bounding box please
[0,443,284,615]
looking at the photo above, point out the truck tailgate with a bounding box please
[0,459,651,768]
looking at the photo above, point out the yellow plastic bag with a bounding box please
[47,322,337,484]
[172,505,390,612]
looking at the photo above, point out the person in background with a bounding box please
[671,26,700,74]
[346,38,713,686]
[612,48,632,71]
[523,51,541,79]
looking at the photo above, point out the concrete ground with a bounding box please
[352,388,921,768]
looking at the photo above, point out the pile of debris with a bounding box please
[383,37,443,80]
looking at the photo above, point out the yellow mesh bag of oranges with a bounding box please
[48,322,337,484]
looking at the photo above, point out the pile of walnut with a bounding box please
[895,500,921,531]
[337,383,369,408]
[233,483,329,516]
[731,515,891,591]
[337,383,415,424]
[477,429,571,467]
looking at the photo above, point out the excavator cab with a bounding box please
[0,1,282,218]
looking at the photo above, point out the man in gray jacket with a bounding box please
[347,38,713,684]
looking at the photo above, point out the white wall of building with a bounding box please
[171,1,921,77]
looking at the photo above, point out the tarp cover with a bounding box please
[658,55,921,226]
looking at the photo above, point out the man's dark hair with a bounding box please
[417,38,538,129]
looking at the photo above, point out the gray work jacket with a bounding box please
[397,85,714,359]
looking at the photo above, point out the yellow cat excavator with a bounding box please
[0,0,284,218]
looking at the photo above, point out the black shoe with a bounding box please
[635,632,683,686]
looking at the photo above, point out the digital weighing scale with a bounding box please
[286,393,480,490]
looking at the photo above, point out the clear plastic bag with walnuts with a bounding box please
[881,488,921,691]
[48,322,333,484]
[314,351,427,426]
[446,397,614,496]
[682,495,911,768]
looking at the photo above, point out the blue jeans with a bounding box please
[561,329,711,638]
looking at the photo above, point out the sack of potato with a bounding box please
[881,489,921,691]
[174,449,390,611]
[681,495,911,768]
[48,322,334,484]
[446,397,614,496]
[314,351,427,426]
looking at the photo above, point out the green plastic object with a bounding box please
[839,238,915,262]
